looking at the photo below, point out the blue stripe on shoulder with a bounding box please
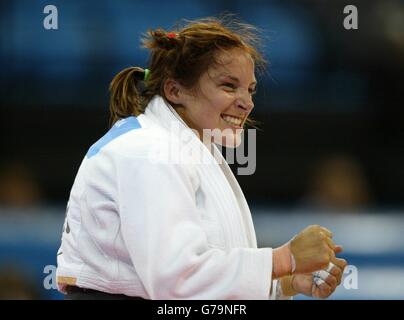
[86,116,141,158]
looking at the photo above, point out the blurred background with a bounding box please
[0,0,403,299]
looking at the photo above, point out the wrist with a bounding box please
[280,275,298,297]
[272,242,293,278]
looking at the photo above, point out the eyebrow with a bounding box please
[220,74,257,87]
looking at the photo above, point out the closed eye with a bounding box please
[222,83,237,90]
[249,88,257,95]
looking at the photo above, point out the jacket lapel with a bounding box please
[145,96,257,248]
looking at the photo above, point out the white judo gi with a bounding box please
[56,95,288,299]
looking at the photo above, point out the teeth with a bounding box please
[221,115,242,127]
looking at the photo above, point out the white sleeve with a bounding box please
[117,156,274,299]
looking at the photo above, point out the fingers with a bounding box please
[325,237,336,251]
[312,281,333,299]
[316,225,342,253]
[314,262,344,287]
[329,258,348,285]
[331,257,348,271]
[312,271,337,299]
[324,273,337,288]
[324,244,345,270]
[313,270,337,288]
[319,226,333,238]
[322,259,347,286]
[318,282,333,298]
[323,233,343,254]
[328,264,341,276]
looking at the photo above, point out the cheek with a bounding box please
[200,98,228,127]
[206,90,233,112]
[194,89,235,130]
[217,94,234,112]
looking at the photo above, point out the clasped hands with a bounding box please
[273,225,348,299]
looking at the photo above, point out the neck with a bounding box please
[172,105,213,145]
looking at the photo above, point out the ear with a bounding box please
[163,78,186,105]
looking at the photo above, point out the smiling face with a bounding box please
[172,48,257,147]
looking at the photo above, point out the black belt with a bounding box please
[65,285,147,300]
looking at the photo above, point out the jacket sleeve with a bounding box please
[117,155,274,299]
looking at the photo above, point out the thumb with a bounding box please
[334,245,343,254]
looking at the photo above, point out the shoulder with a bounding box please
[86,116,177,161]
[85,121,200,192]
[108,122,180,161]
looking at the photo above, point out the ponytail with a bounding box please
[108,66,146,126]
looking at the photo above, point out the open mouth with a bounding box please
[221,114,244,128]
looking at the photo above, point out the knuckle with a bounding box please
[335,272,343,285]
[319,260,328,269]
[334,269,342,278]
[319,288,331,299]
[329,276,337,287]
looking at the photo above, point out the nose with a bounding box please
[237,90,254,112]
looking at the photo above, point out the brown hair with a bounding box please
[109,16,266,127]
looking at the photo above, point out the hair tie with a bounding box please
[144,69,151,81]
[166,32,177,39]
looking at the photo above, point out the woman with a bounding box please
[56,17,347,300]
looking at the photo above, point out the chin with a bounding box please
[213,128,243,148]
